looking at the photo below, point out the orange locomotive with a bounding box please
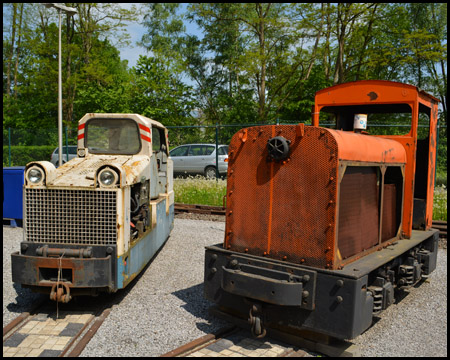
[204,80,440,339]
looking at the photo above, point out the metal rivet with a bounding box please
[336,296,343,303]
[302,291,309,298]
[336,279,344,287]
[211,267,217,274]
[303,275,310,282]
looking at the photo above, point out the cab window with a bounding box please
[85,118,141,154]
[152,127,168,153]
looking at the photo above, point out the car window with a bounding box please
[218,146,228,156]
[188,145,202,156]
[170,146,188,157]
[189,145,215,156]
[204,146,215,155]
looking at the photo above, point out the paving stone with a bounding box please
[58,322,84,337]
[4,333,28,347]
[38,349,62,357]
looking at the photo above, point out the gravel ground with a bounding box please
[3,220,447,357]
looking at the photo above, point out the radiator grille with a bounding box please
[25,188,117,245]
[337,167,379,260]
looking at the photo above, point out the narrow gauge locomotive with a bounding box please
[204,80,440,339]
[11,114,174,303]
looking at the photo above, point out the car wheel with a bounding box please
[205,166,216,179]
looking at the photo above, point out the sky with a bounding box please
[119,3,202,69]
[2,3,201,70]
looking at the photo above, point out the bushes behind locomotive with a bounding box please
[433,184,447,222]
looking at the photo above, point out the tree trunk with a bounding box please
[6,4,17,98]
[13,4,24,99]
[256,3,266,122]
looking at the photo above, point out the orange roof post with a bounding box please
[313,80,440,238]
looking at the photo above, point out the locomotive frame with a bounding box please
[11,113,174,302]
[204,80,440,339]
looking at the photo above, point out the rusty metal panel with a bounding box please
[381,184,397,242]
[337,167,379,260]
[225,125,338,269]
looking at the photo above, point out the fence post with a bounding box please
[435,119,440,185]
[65,126,69,162]
[8,127,12,167]
[215,123,219,181]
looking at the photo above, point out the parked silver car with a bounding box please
[50,145,78,167]
[169,144,229,178]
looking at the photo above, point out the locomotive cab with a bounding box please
[204,81,440,340]
[11,113,174,302]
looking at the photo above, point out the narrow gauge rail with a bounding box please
[160,307,360,357]
[3,298,111,357]
[175,203,447,239]
[159,324,310,357]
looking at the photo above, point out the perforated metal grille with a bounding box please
[25,188,117,245]
[225,125,338,269]
[337,167,379,259]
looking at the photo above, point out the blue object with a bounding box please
[3,167,25,223]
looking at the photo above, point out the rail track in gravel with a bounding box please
[3,297,112,357]
[175,203,447,239]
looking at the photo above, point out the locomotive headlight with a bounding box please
[26,166,45,184]
[98,167,118,187]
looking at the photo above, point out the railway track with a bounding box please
[175,203,447,239]
[160,324,308,357]
[160,306,360,357]
[3,297,112,357]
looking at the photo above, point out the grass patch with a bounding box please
[173,175,227,207]
[433,185,447,221]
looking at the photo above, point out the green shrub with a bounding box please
[435,170,447,187]
[3,146,55,167]
[433,185,447,222]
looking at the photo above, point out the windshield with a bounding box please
[85,118,141,154]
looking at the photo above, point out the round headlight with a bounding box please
[98,168,118,187]
[27,166,44,184]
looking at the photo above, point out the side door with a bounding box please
[186,145,212,173]
[169,145,190,173]
[152,126,170,194]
